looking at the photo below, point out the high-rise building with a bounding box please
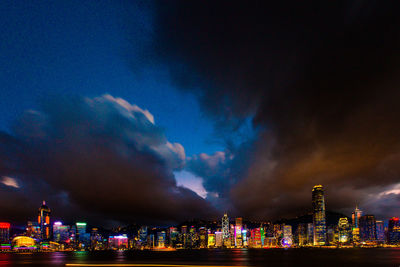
[169,227,179,248]
[338,217,351,243]
[139,226,148,246]
[388,217,400,244]
[52,221,70,243]
[0,222,10,244]
[283,225,292,241]
[207,233,216,248]
[38,201,51,241]
[351,206,362,242]
[157,231,166,248]
[199,227,207,248]
[359,215,376,242]
[375,220,385,243]
[76,222,90,248]
[297,224,307,246]
[222,213,230,247]
[108,235,128,250]
[215,231,223,247]
[250,228,262,248]
[312,185,326,246]
[235,217,243,247]
[352,206,363,228]
[306,223,313,245]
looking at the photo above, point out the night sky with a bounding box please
[1,0,400,226]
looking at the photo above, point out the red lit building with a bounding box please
[108,235,128,250]
[0,222,11,250]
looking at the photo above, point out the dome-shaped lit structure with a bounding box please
[12,236,36,250]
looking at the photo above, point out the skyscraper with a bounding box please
[306,223,314,245]
[359,215,376,242]
[222,213,230,247]
[352,206,363,228]
[338,217,350,243]
[375,220,385,243]
[388,217,400,244]
[297,224,307,246]
[53,221,70,243]
[0,222,10,244]
[312,185,326,246]
[38,201,51,241]
[235,217,243,247]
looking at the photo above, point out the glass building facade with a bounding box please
[312,185,326,245]
[359,215,376,242]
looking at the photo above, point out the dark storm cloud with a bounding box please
[152,1,400,219]
[0,94,216,225]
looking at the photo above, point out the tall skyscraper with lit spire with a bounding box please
[38,200,51,241]
[312,185,326,246]
[351,205,362,242]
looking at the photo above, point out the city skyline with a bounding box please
[1,184,399,252]
[1,1,400,228]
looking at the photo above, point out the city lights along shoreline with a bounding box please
[0,185,398,251]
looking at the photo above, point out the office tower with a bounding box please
[90,228,102,250]
[235,217,243,247]
[157,231,166,248]
[230,224,235,247]
[215,231,223,247]
[207,233,216,248]
[312,185,326,245]
[250,228,262,248]
[0,222,10,244]
[388,217,400,244]
[260,226,265,246]
[273,224,283,239]
[338,217,350,243]
[326,226,337,245]
[139,226,148,245]
[199,227,207,248]
[351,205,362,242]
[307,223,314,245]
[169,227,179,248]
[52,221,70,243]
[38,200,51,240]
[352,206,363,228]
[76,222,90,247]
[283,225,292,240]
[222,213,230,246]
[242,229,248,247]
[108,235,128,250]
[297,224,307,246]
[26,221,40,239]
[375,220,385,243]
[359,215,376,242]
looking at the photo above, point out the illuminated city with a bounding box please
[1,0,400,266]
[1,184,399,252]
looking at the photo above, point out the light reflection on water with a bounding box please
[0,248,399,266]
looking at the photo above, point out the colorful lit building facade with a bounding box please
[375,220,385,243]
[53,221,70,243]
[338,217,351,244]
[38,201,51,241]
[108,235,128,250]
[0,222,11,250]
[359,215,376,242]
[235,217,243,247]
[388,217,400,245]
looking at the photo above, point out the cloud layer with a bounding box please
[0,94,216,225]
[153,1,400,219]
